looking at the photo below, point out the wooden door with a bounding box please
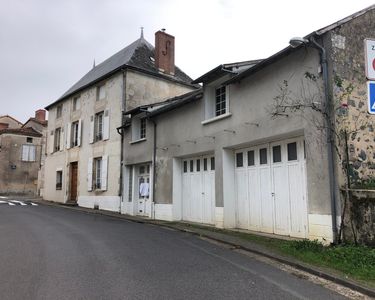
[70,162,78,202]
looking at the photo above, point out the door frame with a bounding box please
[69,161,78,202]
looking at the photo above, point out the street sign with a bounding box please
[368,81,375,114]
[365,39,375,80]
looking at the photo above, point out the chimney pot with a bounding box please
[155,30,175,75]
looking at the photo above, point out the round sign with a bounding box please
[373,58,375,71]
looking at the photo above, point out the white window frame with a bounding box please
[94,111,104,141]
[21,144,36,162]
[203,83,231,124]
[71,121,79,147]
[54,127,61,152]
[131,116,147,143]
[56,170,63,190]
[93,157,102,190]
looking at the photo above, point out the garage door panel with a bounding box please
[248,168,261,230]
[288,164,306,236]
[273,165,290,234]
[191,173,202,222]
[236,169,248,229]
[259,167,273,233]
[203,172,215,225]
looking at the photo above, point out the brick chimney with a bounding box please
[155,29,175,75]
[35,109,46,121]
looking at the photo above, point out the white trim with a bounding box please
[130,138,146,144]
[202,113,232,125]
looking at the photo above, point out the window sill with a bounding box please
[130,138,146,144]
[201,113,232,125]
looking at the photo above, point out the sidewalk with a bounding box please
[35,199,375,298]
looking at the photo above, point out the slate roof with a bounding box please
[46,36,195,109]
[0,127,42,137]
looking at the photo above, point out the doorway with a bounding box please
[70,162,78,202]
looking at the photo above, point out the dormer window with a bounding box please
[131,116,147,143]
[215,86,226,116]
[203,84,230,123]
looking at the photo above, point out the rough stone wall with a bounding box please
[328,8,375,188]
[327,8,375,244]
[0,134,41,195]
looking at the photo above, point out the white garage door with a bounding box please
[182,155,215,224]
[235,138,308,238]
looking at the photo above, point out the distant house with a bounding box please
[0,110,47,196]
[121,6,375,244]
[43,30,197,210]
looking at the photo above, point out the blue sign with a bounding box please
[369,81,375,114]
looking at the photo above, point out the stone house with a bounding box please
[0,110,47,196]
[121,6,375,244]
[43,30,197,211]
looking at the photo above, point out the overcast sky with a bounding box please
[0,0,373,123]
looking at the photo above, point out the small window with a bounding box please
[247,150,255,166]
[56,104,62,119]
[54,127,61,152]
[139,166,145,174]
[190,160,194,172]
[236,152,243,167]
[73,96,80,111]
[93,157,102,189]
[259,148,267,165]
[56,170,62,190]
[288,142,297,161]
[21,145,36,161]
[203,158,207,171]
[97,84,106,101]
[183,161,187,173]
[272,145,282,163]
[196,159,201,171]
[26,137,33,143]
[95,111,104,141]
[71,121,79,147]
[140,118,146,139]
[210,157,215,170]
[215,86,226,116]
[146,165,150,174]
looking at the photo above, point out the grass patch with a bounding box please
[179,223,375,286]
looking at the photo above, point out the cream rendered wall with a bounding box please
[125,70,194,111]
[44,73,123,209]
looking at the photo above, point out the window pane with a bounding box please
[196,159,200,171]
[259,148,267,165]
[288,142,297,161]
[190,160,194,172]
[247,150,255,166]
[183,161,187,173]
[273,145,281,163]
[203,158,207,171]
[210,157,215,170]
[236,152,243,167]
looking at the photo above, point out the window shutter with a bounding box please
[89,115,94,143]
[66,123,71,149]
[50,131,54,154]
[30,145,36,161]
[87,157,93,191]
[101,155,108,191]
[21,145,28,161]
[60,128,64,151]
[77,119,82,146]
[103,109,110,140]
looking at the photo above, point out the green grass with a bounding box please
[178,223,375,286]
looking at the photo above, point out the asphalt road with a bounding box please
[0,202,347,300]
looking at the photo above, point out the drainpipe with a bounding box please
[148,118,157,220]
[310,36,338,243]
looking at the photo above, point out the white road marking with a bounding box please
[10,200,27,206]
[0,196,7,199]
[7,202,16,206]
[0,200,8,204]
[30,203,38,206]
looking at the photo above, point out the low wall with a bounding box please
[341,189,375,246]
